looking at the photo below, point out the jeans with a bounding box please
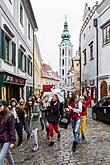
[0,142,14,165]
[31,128,38,148]
[24,117,32,136]
[72,118,82,143]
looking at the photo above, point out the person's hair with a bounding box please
[19,97,25,101]
[68,93,76,105]
[24,97,34,115]
[10,98,18,108]
[52,94,59,102]
[0,106,10,123]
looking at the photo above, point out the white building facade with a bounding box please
[59,17,73,92]
[97,0,110,99]
[0,0,37,102]
[80,3,98,100]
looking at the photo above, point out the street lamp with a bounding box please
[93,18,98,102]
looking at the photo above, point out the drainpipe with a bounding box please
[33,29,37,96]
[93,18,98,102]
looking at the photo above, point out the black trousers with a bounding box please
[15,122,23,143]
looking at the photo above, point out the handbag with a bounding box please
[59,110,71,129]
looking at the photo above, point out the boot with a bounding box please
[46,127,50,139]
[49,141,54,146]
[72,141,78,152]
[27,132,30,140]
[57,133,61,141]
[82,134,85,140]
[40,118,44,131]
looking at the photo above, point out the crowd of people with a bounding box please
[0,92,92,164]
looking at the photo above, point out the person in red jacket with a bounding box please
[68,94,83,152]
[80,93,92,140]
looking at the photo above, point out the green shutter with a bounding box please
[12,42,16,66]
[31,61,32,76]
[28,58,29,74]
[0,28,5,59]
[18,48,21,69]
[24,55,26,72]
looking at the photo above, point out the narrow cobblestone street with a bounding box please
[10,110,110,165]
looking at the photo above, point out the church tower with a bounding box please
[59,16,73,91]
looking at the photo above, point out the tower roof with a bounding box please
[61,16,71,42]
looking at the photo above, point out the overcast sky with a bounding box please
[31,0,102,71]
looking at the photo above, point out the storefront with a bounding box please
[0,72,25,103]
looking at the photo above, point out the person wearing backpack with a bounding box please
[0,99,16,165]
[80,94,92,140]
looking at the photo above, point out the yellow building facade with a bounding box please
[34,35,42,97]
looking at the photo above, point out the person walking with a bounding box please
[0,99,16,165]
[68,95,83,152]
[80,94,92,140]
[40,96,50,138]
[10,98,23,146]
[47,94,61,146]
[24,97,39,152]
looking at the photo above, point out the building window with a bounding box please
[62,69,64,76]
[89,42,94,60]
[77,63,79,66]
[103,24,110,45]
[20,3,23,26]
[5,35,10,62]
[28,23,31,40]
[28,57,32,76]
[62,49,64,56]
[62,59,64,66]
[84,33,86,40]
[83,49,87,65]
[18,47,26,72]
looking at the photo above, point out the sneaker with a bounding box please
[32,145,38,152]
[82,134,85,140]
[57,133,61,141]
[49,141,54,146]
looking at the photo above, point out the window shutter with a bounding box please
[12,42,16,66]
[24,55,26,72]
[31,61,32,76]
[18,48,22,69]
[28,58,29,74]
[0,28,5,59]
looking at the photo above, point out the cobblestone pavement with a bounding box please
[9,111,110,165]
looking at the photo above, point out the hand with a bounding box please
[10,143,15,148]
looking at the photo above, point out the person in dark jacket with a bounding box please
[0,99,16,165]
[47,94,61,146]
[10,98,23,146]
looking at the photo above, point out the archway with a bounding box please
[100,81,108,99]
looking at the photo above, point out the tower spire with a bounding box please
[61,16,71,41]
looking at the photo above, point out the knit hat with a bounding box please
[10,98,18,105]
[0,99,7,106]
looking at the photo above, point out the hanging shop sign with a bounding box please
[3,74,25,86]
